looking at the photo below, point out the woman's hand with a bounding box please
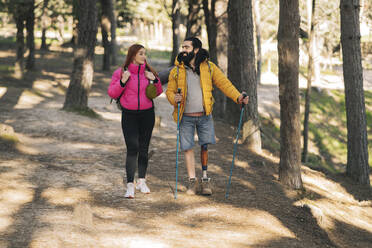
[121,70,131,83]
[145,71,156,81]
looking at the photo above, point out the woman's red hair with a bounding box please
[122,44,158,77]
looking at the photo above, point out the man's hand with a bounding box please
[174,92,183,104]
[238,92,249,105]
[145,71,156,80]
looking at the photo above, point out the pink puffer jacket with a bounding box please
[107,63,163,110]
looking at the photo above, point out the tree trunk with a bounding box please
[170,0,181,66]
[227,0,261,152]
[185,0,202,38]
[253,0,262,85]
[302,0,316,163]
[340,0,370,185]
[100,0,111,71]
[40,0,50,50]
[202,0,218,65]
[15,14,24,78]
[110,0,117,65]
[278,0,303,189]
[25,0,35,70]
[63,0,98,110]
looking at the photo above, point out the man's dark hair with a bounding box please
[184,37,202,49]
[183,37,209,75]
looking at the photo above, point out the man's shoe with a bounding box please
[136,178,150,194]
[200,178,212,195]
[186,178,198,195]
[125,182,135,198]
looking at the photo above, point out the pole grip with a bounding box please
[176,88,181,103]
[241,92,248,107]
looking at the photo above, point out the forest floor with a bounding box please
[0,45,372,248]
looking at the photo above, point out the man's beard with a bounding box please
[177,51,195,66]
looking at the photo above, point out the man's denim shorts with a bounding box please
[179,114,216,151]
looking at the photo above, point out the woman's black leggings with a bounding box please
[121,108,155,183]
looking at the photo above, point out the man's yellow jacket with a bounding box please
[166,60,241,122]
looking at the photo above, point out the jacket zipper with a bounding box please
[137,65,141,110]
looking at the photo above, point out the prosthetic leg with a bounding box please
[200,144,212,195]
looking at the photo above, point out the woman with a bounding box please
[108,44,163,198]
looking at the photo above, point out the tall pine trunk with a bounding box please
[185,0,202,38]
[170,0,181,66]
[110,0,117,66]
[63,0,98,110]
[40,0,50,50]
[340,0,370,185]
[253,0,262,85]
[227,0,261,152]
[202,0,218,65]
[25,0,35,70]
[100,0,111,71]
[278,0,303,189]
[302,0,316,163]
[15,14,24,78]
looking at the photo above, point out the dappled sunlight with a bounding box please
[0,87,6,98]
[41,188,92,206]
[0,160,37,235]
[301,167,357,204]
[294,167,372,246]
[0,189,34,205]
[14,90,45,109]
[98,236,170,248]
[94,110,122,122]
[0,216,13,232]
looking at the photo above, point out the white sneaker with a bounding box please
[136,178,150,194]
[125,182,135,198]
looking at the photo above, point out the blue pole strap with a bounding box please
[225,106,245,199]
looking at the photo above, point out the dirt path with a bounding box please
[0,48,372,247]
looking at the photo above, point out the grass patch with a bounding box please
[63,106,101,119]
[301,89,372,171]
[0,64,14,74]
[260,116,280,156]
[261,89,372,173]
[146,49,171,61]
[0,134,19,150]
[0,36,16,45]
[120,48,171,61]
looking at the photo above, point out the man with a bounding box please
[166,37,248,195]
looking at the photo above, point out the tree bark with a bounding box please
[302,0,316,163]
[40,0,50,50]
[14,13,25,78]
[185,0,202,38]
[25,0,35,70]
[170,0,181,66]
[202,0,218,65]
[340,0,370,185]
[227,0,261,152]
[100,0,111,71]
[63,0,98,110]
[253,0,262,85]
[110,0,117,65]
[278,0,303,189]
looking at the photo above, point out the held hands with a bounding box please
[238,92,249,105]
[121,70,131,83]
[145,71,156,81]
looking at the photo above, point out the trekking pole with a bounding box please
[175,88,182,199]
[225,93,247,199]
